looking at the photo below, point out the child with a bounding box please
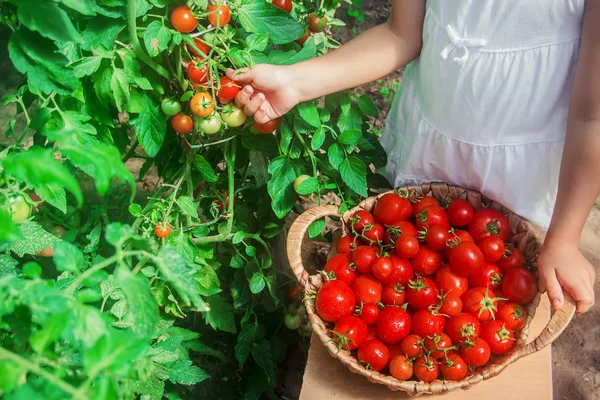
[227,0,596,314]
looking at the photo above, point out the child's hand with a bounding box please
[537,241,595,313]
[226,65,301,124]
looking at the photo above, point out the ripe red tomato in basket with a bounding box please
[380,255,414,287]
[411,246,443,277]
[400,334,424,358]
[497,245,526,272]
[480,320,515,354]
[478,235,505,263]
[376,306,412,344]
[469,208,510,242]
[332,315,368,350]
[422,225,449,251]
[352,275,382,305]
[406,276,439,310]
[373,193,412,225]
[446,198,475,227]
[415,205,450,231]
[359,303,381,325]
[372,257,393,280]
[412,197,441,216]
[316,280,355,322]
[460,337,491,367]
[384,221,418,244]
[413,355,439,383]
[362,223,384,244]
[395,234,420,259]
[357,339,390,371]
[389,355,414,381]
[449,241,485,276]
[382,284,406,306]
[440,352,468,381]
[324,253,357,286]
[424,333,453,359]
[352,245,377,274]
[336,235,357,254]
[469,263,503,290]
[350,210,375,233]
[497,303,527,331]
[439,291,463,317]
[462,287,501,323]
[435,266,469,297]
[412,309,445,338]
[502,268,537,304]
[446,313,481,343]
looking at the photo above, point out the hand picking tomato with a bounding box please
[445,313,481,344]
[221,104,247,127]
[296,28,311,45]
[439,291,463,317]
[207,4,231,27]
[449,241,485,276]
[155,223,171,238]
[461,287,502,322]
[422,225,449,251]
[415,205,450,231]
[382,283,406,306]
[308,12,327,33]
[191,92,215,117]
[496,303,527,331]
[413,355,439,383]
[478,235,505,263]
[161,98,182,116]
[446,198,474,227]
[412,309,445,338]
[376,306,412,344]
[352,275,382,305]
[171,6,197,33]
[217,76,241,103]
[406,276,439,310]
[435,266,469,297]
[350,210,375,233]
[362,223,384,244]
[496,244,526,272]
[171,113,194,134]
[468,208,510,242]
[389,355,414,381]
[358,303,381,325]
[254,118,280,134]
[440,353,468,381]
[372,256,393,280]
[410,246,443,277]
[479,320,515,354]
[502,268,537,304]
[272,0,292,13]
[336,235,357,254]
[424,332,453,359]
[357,339,390,371]
[332,315,368,350]
[373,193,412,225]
[380,255,414,287]
[468,263,503,290]
[352,245,377,274]
[188,36,211,56]
[324,253,357,286]
[187,59,209,83]
[395,234,420,259]
[316,280,355,322]
[459,338,491,367]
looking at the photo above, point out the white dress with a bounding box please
[381,0,584,229]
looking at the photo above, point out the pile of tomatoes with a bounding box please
[315,193,538,382]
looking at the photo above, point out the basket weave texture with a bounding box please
[286,182,576,395]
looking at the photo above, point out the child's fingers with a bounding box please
[564,280,595,314]
[539,268,565,310]
[226,67,254,83]
[254,106,270,124]
[244,92,265,116]
[235,85,254,109]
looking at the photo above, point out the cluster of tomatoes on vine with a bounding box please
[162,1,328,138]
[314,192,538,382]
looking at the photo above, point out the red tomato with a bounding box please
[445,229,475,259]
[272,0,292,12]
[479,235,505,263]
[412,197,441,216]
[254,118,280,134]
[407,276,439,310]
[188,36,211,56]
[308,12,327,33]
[400,334,424,358]
[460,338,491,367]
[382,284,406,306]
[380,255,414,287]
[423,226,449,251]
[376,307,412,344]
[461,287,501,322]
[449,242,485,276]
[387,343,403,358]
[469,263,503,291]
[502,268,537,305]
[287,285,301,302]
[336,235,358,254]
[439,292,463,317]
[366,325,377,341]
[372,257,393,280]
[415,205,451,231]
[373,193,412,225]
[357,339,390,371]
[446,198,475,227]
[413,356,439,383]
[352,275,382,305]
[324,253,358,286]
[316,280,355,322]
[350,210,375,233]
[440,353,468,381]
[445,313,481,343]
[480,320,515,354]
[395,234,420,259]
[187,59,209,83]
[352,246,377,274]
[497,245,526,272]
[217,77,241,104]
[435,266,469,297]
[295,28,311,45]
[384,220,418,244]
[412,309,445,338]
[389,355,414,381]
[171,114,193,134]
[410,246,443,277]
[468,208,510,243]
[496,303,527,331]
[362,223,384,244]
[155,223,171,238]
[332,315,368,350]
[359,303,381,325]
[207,4,231,27]
[171,6,197,33]
[424,333,453,359]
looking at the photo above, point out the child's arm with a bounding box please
[538,1,599,314]
[227,0,426,123]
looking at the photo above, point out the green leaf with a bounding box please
[8,29,77,95]
[267,156,302,219]
[68,303,108,348]
[4,222,60,257]
[252,340,277,384]
[327,143,345,169]
[232,231,246,244]
[0,361,26,392]
[230,254,244,269]
[61,0,97,16]
[0,254,19,277]
[35,184,67,213]
[296,177,318,195]
[144,20,173,57]
[70,56,103,78]
[358,94,378,116]
[245,245,257,257]
[111,68,131,112]
[308,219,326,239]
[196,265,221,296]
[338,103,363,132]
[115,266,159,338]
[52,241,83,273]
[249,272,265,294]
[204,295,236,334]
[84,330,149,377]
[235,323,265,363]
[310,127,326,151]
[16,0,83,43]
[0,210,22,241]
[236,1,305,45]
[338,128,362,147]
[82,17,125,51]
[129,203,143,217]
[22,262,42,278]
[156,246,207,311]
[340,156,368,197]
[177,196,198,218]
[193,155,218,183]
[133,93,167,157]
[29,311,69,354]
[166,359,209,385]
[297,102,321,128]
[246,34,269,51]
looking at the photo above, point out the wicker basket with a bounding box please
[286,182,576,395]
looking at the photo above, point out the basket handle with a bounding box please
[286,205,340,287]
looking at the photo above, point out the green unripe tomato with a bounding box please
[299,322,313,337]
[221,105,247,127]
[284,314,302,330]
[199,114,222,135]
[161,98,182,117]
[8,194,31,221]
[293,175,311,194]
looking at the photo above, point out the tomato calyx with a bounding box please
[408,275,429,292]
[496,323,515,341]
[491,273,503,287]
[485,220,502,237]
[459,323,478,342]
[392,187,410,199]
[416,210,428,224]
[358,360,373,370]
[385,225,403,242]
[328,330,356,353]
[475,288,505,320]
[439,196,452,209]
[418,355,437,371]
